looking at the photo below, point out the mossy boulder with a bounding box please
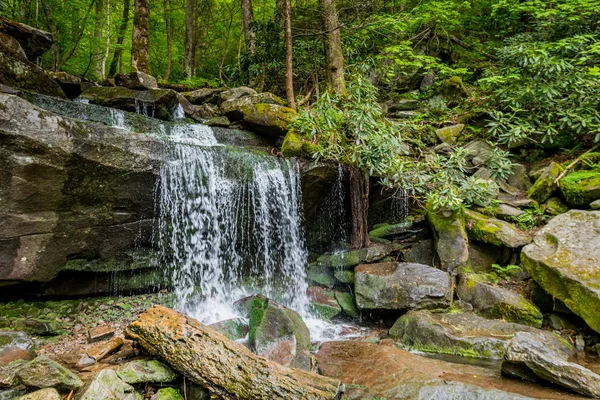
[80,86,180,120]
[314,243,401,269]
[116,359,178,384]
[428,76,468,110]
[218,86,257,104]
[307,264,336,287]
[559,170,600,207]
[220,92,284,120]
[334,291,359,318]
[527,162,563,203]
[427,208,469,273]
[76,369,139,400]
[183,87,224,105]
[435,124,464,145]
[16,356,83,391]
[208,318,249,341]
[541,197,569,216]
[234,294,310,370]
[389,310,543,359]
[456,274,542,327]
[281,129,317,158]
[333,269,355,284]
[354,262,451,311]
[0,17,54,60]
[368,221,413,240]
[307,286,341,320]
[17,388,62,400]
[464,209,531,248]
[151,388,184,400]
[521,210,600,333]
[239,103,297,137]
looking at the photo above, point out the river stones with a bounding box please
[502,331,600,398]
[354,262,451,311]
[521,210,600,333]
[457,273,542,327]
[427,209,469,273]
[389,310,542,359]
[15,355,83,391]
[77,369,138,400]
[116,359,178,384]
[307,286,342,320]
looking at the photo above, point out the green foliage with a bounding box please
[514,205,546,230]
[491,263,522,281]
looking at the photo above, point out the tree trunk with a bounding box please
[283,0,295,110]
[163,0,172,80]
[183,0,198,79]
[126,306,343,400]
[89,0,105,80]
[108,0,131,77]
[101,0,111,79]
[349,167,370,249]
[321,0,345,94]
[131,0,150,74]
[39,0,59,70]
[240,0,255,55]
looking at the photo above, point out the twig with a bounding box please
[65,390,74,400]
[447,35,499,61]
[554,144,600,186]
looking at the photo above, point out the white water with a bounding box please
[172,103,185,119]
[157,125,311,325]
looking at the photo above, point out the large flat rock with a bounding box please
[521,210,600,333]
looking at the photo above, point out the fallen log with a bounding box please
[126,305,343,400]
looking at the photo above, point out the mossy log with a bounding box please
[126,306,343,400]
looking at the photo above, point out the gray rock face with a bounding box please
[0,17,53,60]
[183,88,224,105]
[115,71,158,90]
[76,369,138,400]
[457,274,542,327]
[503,332,600,398]
[48,71,84,99]
[354,262,451,311]
[521,210,600,333]
[427,209,469,273]
[218,86,257,104]
[464,209,531,248]
[0,94,160,288]
[15,355,83,391]
[389,310,542,359]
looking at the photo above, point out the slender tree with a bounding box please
[89,0,106,80]
[283,0,295,109]
[241,0,255,55]
[108,0,131,77]
[163,0,172,80]
[184,0,198,79]
[321,0,345,94]
[131,0,150,74]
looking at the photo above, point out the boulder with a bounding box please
[457,274,542,327]
[220,92,284,120]
[183,88,224,105]
[208,318,249,341]
[507,164,532,191]
[403,239,437,267]
[281,129,316,158]
[235,294,311,370]
[218,86,257,104]
[0,331,34,351]
[559,170,600,207]
[389,310,542,359]
[334,291,359,318]
[428,76,468,109]
[521,210,600,333]
[427,209,469,273]
[467,241,502,273]
[313,243,400,269]
[354,262,451,311]
[464,209,531,248]
[80,86,179,120]
[115,71,158,90]
[333,269,354,284]
[0,94,160,288]
[307,286,341,320]
[502,332,600,398]
[76,369,138,400]
[541,197,569,216]
[116,359,178,384]
[0,17,53,60]
[48,71,83,99]
[494,204,525,219]
[17,388,61,400]
[16,355,83,391]
[590,199,600,209]
[435,124,464,145]
[0,32,66,98]
[239,103,296,137]
[527,162,563,203]
[151,388,184,400]
[368,221,413,240]
[307,264,336,287]
[464,140,493,168]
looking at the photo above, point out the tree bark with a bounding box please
[184,0,198,79]
[126,306,343,400]
[321,0,345,94]
[349,167,370,249]
[283,0,295,110]
[240,0,255,55]
[131,0,150,74]
[108,0,131,77]
[89,0,106,80]
[39,0,59,70]
[163,0,172,80]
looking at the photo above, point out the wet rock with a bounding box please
[314,243,400,269]
[354,262,451,311]
[239,103,297,137]
[464,209,531,248]
[48,71,84,99]
[457,274,542,327]
[76,369,138,400]
[334,291,359,318]
[208,318,249,341]
[307,286,342,320]
[427,209,469,273]
[0,331,33,351]
[0,17,53,60]
[183,88,224,105]
[502,331,600,397]
[333,270,354,284]
[218,86,257,104]
[435,124,464,145]
[281,129,316,158]
[115,71,158,90]
[389,310,542,359]
[559,170,600,207]
[16,355,83,391]
[527,162,563,203]
[235,294,311,370]
[0,32,66,98]
[84,337,123,363]
[205,115,230,127]
[368,222,413,240]
[17,388,61,400]
[151,388,184,400]
[307,264,336,287]
[88,325,115,343]
[521,210,600,333]
[0,348,35,366]
[116,359,178,384]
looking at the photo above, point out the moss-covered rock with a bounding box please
[281,129,317,158]
[541,197,569,216]
[76,369,139,400]
[354,262,451,311]
[151,388,184,400]
[16,356,83,391]
[307,286,341,320]
[521,210,600,333]
[116,359,178,384]
[334,291,359,318]
[239,103,297,137]
[559,170,600,207]
[527,162,563,203]
[307,264,336,287]
[17,388,62,400]
[333,269,354,284]
[368,221,413,240]
[456,274,542,327]
[464,209,531,248]
[314,243,401,269]
[435,124,464,145]
[428,76,468,110]
[427,208,469,273]
[208,318,249,341]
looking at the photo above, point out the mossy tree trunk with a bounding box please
[126,306,343,400]
[349,167,370,249]
[131,0,150,74]
[321,0,345,95]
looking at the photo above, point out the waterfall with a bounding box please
[172,103,185,119]
[157,125,309,324]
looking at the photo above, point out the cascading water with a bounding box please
[156,125,310,324]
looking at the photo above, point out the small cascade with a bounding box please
[330,164,349,248]
[157,126,309,324]
[109,109,128,130]
[172,103,185,119]
[74,96,89,104]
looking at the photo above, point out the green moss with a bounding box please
[334,291,359,318]
[334,269,355,283]
[560,170,600,207]
[527,162,563,203]
[281,128,317,158]
[469,219,502,247]
[307,264,336,287]
[310,302,340,321]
